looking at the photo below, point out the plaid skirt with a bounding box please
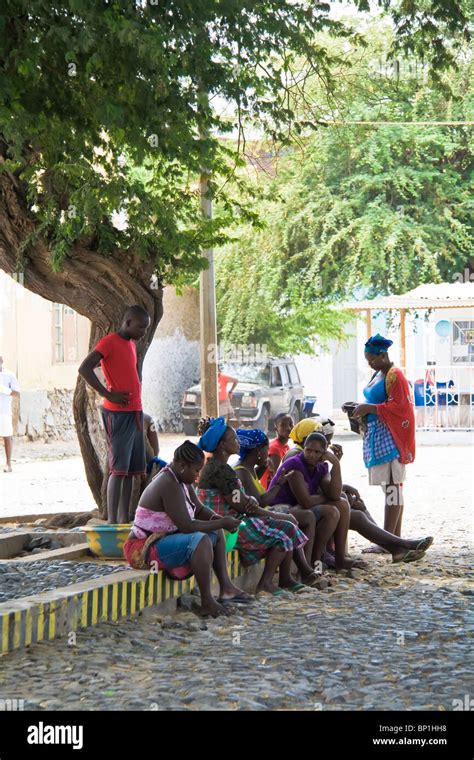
[197,488,308,567]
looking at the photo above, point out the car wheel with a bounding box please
[291,403,301,423]
[183,419,199,436]
[255,406,269,433]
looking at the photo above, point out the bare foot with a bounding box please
[199,600,233,618]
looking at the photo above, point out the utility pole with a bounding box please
[199,166,219,418]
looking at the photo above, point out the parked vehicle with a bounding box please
[181,358,305,435]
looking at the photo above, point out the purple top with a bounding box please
[268,452,329,506]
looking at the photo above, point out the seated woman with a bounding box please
[281,418,323,463]
[196,416,318,596]
[235,428,317,570]
[318,422,433,564]
[259,413,294,489]
[123,440,252,618]
[271,433,433,568]
[269,432,365,571]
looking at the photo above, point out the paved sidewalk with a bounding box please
[0,435,472,710]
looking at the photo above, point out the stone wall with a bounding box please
[15,389,76,441]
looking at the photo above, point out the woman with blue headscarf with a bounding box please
[345,333,417,553]
[197,417,320,596]
[234,428,320,590]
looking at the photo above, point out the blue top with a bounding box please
[362,372,400,468]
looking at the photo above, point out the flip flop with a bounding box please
[256,588,286,598]
[217,593,254,605]
[416,537,434,552]
[393,548,425,564]
[280,582,309,594]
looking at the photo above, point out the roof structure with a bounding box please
[343,282,474,311]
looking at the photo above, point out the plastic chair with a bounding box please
[414,380,435,407]
[436,381,458,407]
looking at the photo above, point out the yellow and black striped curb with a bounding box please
[0,551,242,655]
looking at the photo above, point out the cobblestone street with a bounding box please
[0,434,472,710]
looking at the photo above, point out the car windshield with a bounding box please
[220,363,270,385]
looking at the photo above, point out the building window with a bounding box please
[452,320,474,364]
[52,304,79,363]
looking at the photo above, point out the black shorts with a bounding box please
[101,409,146,477]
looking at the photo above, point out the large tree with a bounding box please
[216,17,473,355]
[0,1,470,510]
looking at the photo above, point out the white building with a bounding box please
[296,282,474,429]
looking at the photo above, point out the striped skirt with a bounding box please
[197,488,308,567]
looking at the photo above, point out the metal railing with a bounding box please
[403,365,474,431]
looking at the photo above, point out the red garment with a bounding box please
[95,332,142,412]
[260,437,290,490]
[218,373,234,402]
[376,367,416,465]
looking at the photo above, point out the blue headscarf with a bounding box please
[365,333,393,355]
[236,428,269,460]
[197,416,227,453]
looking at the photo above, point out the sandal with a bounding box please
[393,548,425,564]
[217,592,254,605]
[416,537,434,552]
[280,582,310,594]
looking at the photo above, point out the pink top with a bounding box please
[133,466,195,539]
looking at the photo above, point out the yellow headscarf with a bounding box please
[289,418,323,444]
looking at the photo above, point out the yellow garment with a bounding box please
[234,465,266,495]
[289,418,322,444]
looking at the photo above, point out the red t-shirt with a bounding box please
[218,374,234,402]
[260,438,290,490]
[94,333,142,412]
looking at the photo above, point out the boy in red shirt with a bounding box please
[78,305,151,523]
[260,413,294,489]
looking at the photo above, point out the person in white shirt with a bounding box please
[0,356,20,472]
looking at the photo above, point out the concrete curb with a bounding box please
[0,551,243,655]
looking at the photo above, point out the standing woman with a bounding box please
[351,334,416,548]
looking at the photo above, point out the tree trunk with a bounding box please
[0,170,164,514]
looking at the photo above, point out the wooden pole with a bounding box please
[366,309,372,342]
[199,167,219,418]
[400,308,407,368]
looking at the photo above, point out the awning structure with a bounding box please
[343,282,474,311]
[341,282,474,367]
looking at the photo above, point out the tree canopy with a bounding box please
[216,18,474,355]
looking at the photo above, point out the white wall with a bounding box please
[295,349,334,416]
